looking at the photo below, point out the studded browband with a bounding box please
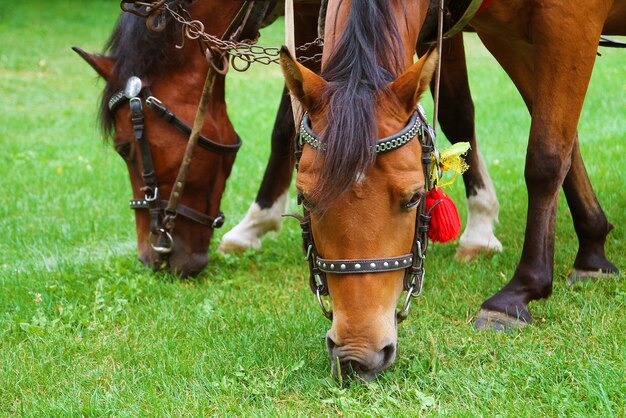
[299,110,422,154]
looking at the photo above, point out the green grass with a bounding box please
[1,1,625,415]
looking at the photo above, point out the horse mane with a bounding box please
[314,0,405,205]
[99,11,184,136]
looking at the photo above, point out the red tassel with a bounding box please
[425,188,461,243]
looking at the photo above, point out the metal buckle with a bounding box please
[145,96,164,113]
[398,268,425,322]
[411,268,426,298]
[145,187,159,202]
[129,97,143,123]
[145,95,161,105]
[397,286,413,323]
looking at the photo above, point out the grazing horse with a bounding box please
[219,2,504,263]
[281,0,436,379]
[463,0,626,329]
[74,1,321,276]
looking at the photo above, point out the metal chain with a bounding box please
[159,2,323,72]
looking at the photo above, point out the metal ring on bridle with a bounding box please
[415,269,425,298]
[206,48,229,75]
[211,213,225,229]
[144,187,159,202]
[316,285,333,320]
[397,286,414,322]
[150,229,174,254]
[231,53,253,72]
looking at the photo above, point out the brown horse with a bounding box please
[281,0,624,376]
[459,0,626,329]
[281,0,436,379]
[74,1,321,276]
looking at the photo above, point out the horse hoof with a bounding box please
[217,236,260,253]
[455,244,499,262]
[474,309,528,332]
[454,245,483,261]
[568,268,614,284]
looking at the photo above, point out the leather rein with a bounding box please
[294,106,437,323]
[108,78,242,253]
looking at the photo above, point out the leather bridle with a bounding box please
[111,1,277,260]
[109,76,242,255]
[294,106,437,322]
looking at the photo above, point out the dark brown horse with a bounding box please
[74,1,321,276]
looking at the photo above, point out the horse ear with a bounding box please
[389,48,438,113]
[72,46,115,81]
[279,46,326,111]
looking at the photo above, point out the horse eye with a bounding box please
[402,192,422,210]
[115,142,132,161]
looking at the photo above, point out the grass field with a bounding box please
[1,1,625,416]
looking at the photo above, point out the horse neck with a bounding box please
[154,1,246,110]
[322,0,427,72]
[187,1,245,39]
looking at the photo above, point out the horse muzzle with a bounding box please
[326,332,398,381]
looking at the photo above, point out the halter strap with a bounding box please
[314,254,414,274]
[130,199,225,228]
[109,88,243,155]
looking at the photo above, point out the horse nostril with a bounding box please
[326,335,338,354]
[381,343,397,365]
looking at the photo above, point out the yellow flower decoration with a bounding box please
[430,142,471,188]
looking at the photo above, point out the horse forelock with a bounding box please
[98,11,182,138]
[313,0,405,207]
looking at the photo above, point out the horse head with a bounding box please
[75,1,246,276]
[281,0,436,380]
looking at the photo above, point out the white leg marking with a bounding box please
[457,146,502,260]
[218,191,289,253]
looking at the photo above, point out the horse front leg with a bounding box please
[219,4,322,252]
[424,33,502,261]
[219,89,295,252]
[472,1,614,330]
